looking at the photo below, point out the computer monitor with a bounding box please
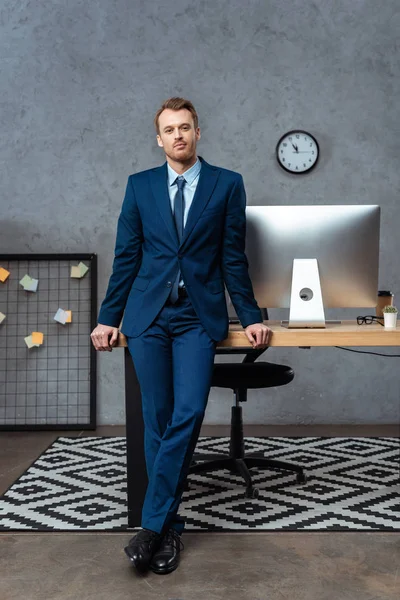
[227,205,380,328]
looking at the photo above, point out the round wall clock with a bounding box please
[276,130,319,174]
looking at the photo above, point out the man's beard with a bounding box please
[168,144,195,162]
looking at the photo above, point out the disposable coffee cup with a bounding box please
[376,290,394,317]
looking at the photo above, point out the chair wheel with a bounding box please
[296,472,307,484]
[245,487,259,499]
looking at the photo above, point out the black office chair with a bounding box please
[187,308,307,498]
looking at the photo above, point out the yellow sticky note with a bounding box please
[0,267,10,282]
[79,262,89,277]
[24,335,35,349]
[65,310,72,323]
[70,265,81,278]
[0,312,6,324]
[20,274,32,288]
[32,332,44,345]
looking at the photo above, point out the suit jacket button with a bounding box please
[166,281,172,287]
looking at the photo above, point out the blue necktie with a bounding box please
[169,176,185,303]
[173,176,185,241]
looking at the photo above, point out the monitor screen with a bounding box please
[226,205,380,324]
[226,205,380,320]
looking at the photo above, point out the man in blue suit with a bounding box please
[91,97,270,575]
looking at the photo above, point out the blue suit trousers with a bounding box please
[125,295,217,535]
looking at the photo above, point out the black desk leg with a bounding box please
[124,347,148,528]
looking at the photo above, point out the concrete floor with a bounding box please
[1,425,399,600]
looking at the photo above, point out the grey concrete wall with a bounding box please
[1,1,399,424]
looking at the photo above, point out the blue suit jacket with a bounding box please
[98,156,262,342]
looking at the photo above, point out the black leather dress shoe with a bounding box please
[149,528,184,575]
[124,528,163,573]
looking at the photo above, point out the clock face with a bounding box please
[276,130,319,174]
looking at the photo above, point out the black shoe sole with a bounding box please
[149,561,179,575]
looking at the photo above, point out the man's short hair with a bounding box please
[154,97,199,135]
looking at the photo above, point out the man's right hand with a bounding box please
[90,324,119,352]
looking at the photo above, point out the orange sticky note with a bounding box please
[65,310,72,323]
[0,267,10,282]
[32,332,44,345]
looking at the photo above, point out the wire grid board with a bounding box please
[0,254,97,429]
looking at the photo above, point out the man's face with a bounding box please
[157,108,201,162]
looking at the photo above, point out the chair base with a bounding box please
[185,406,307,497]
[186,453,307,498]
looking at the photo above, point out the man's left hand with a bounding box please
[244,323,271,349]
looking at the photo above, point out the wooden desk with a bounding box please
[117,321,400,528]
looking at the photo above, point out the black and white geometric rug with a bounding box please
[0,436,399,532]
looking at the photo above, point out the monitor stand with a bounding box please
[280,319,342,328]
[283,258,328,328]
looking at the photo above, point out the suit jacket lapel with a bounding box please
[180,156,220,250]
[150,156,220,250]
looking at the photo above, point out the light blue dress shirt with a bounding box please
[167,158,202,287]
